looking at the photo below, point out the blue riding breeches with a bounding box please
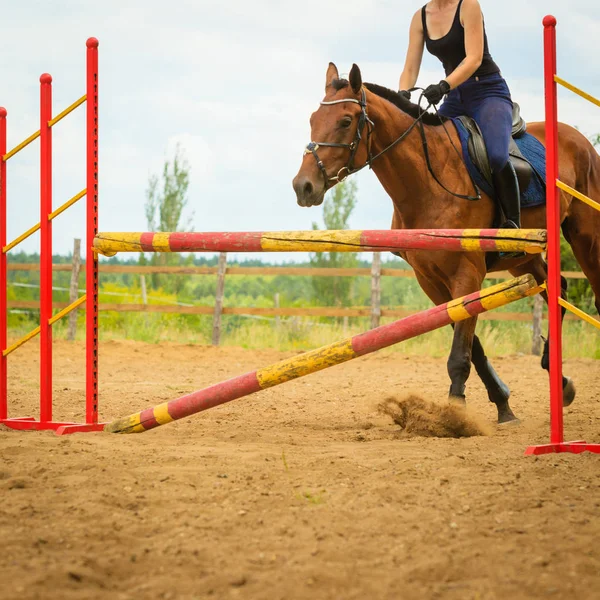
[438,72,513,173]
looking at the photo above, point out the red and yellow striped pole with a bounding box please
[105,274,539,434]
[93,229,547,256]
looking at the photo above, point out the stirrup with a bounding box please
[500,219,520,230]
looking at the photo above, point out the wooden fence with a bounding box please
[6,243,592,354]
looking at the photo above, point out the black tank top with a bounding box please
[422,0,500,78]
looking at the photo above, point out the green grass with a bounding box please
[8,310,596,359]
[6,278,598,359]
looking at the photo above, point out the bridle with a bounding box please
[303,87,374,186]
[303,86,481,201]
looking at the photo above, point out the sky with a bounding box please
[2,0,599,260]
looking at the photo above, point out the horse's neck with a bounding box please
[365,94,449,226]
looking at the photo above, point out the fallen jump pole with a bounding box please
[103,274,539,434]
[93,229,547,256]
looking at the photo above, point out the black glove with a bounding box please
[423,80,451,105]
[397,89,411,101]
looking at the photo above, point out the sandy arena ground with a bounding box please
[1,339,600,600]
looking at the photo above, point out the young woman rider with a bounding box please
[398,0,521,231]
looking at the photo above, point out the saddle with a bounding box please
[456,103,532,194]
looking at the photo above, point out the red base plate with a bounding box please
[525,441,600,455]
[1,417,105,435]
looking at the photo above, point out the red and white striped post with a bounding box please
[85,38,99,426]
[39,74,53,423]
[542,16,564,445]
[0,107,7,421]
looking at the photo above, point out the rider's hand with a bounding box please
[423,80,451,105]
[397,90,411,101]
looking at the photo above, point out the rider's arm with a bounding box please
[399,10,425,91]
[444,0,484,89]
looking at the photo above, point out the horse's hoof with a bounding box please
[497,402,520,425]
[498,413,521,426]
[563,377,576,407]
[448,394,466,408]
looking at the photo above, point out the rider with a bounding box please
[398,0,520,231]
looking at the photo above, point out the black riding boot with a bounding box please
[493,161,521,229]
[493,162,523,259]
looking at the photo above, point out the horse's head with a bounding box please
[293,63,372,207]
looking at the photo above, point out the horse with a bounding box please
[292,63,600,424]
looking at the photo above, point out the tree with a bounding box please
[310,180,359,308]
[144,145,194,292]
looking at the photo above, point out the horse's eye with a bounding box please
[340,116,352,128]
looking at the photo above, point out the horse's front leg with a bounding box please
[445,261,487,409]
[413,257,514,420]
[447,316,478,405]
[470,335,518,423]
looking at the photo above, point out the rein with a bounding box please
[304,86,481,201]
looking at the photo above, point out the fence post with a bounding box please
[531,294,544,356]
[140,274,148,305]
[274,292,280,330]
[212,252,227,346]
[67,238,81,341]
[371,252,381,329]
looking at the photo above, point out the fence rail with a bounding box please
[6,262,588,279]
[6,299,585,322]
[5,257,595,353]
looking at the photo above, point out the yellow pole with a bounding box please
[48,189,86,221]
[554,76,600,109]
[2,295,87,357]
[556,180,600,214]
[3,223,41,254]
[558,298,600,331]
[2,130,41,161]
[48,95,87,128]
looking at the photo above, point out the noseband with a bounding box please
[303,88,374,187]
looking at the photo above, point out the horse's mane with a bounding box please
[331,78,447,127]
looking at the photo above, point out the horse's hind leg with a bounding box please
[510,256,576,407]
[563,208,600,316]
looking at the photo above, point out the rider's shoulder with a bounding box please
[461,0,483,14]
[411,7,424,29]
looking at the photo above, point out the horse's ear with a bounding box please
[349,64,362,94]
[325,63,339,91]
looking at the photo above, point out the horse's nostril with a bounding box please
[293,175,316,204]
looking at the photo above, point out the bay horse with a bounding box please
[292,63,600,424]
